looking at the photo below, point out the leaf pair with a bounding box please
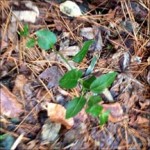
[60,71,117,93]
[20,25,57,50]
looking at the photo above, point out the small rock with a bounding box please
[41,119,61,142]
[60,1,82,17]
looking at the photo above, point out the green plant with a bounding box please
[60,70,117,125]
[20,24,117,125]
[59,40,117,125]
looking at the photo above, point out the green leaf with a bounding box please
[26,38,36,48]
[90,72,117,93]
[99,110,110,125]
[66,96,86,118]
[73,40,94,63]
[0,134,15,150]
[85,56,98,75]
[87,95,102,107]
[86,104,103,117]
[59,69,82,89]
[19,24,29,37]
[36,29,57,50]
[82,76,96,89]
[0,134,7,141]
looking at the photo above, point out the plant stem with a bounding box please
[52,48,73,70]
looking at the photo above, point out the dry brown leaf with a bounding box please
[135,116,149,125]
[39,66,62,88]
[0,85,23,118]
[41,102,74,129]
[102,102,127,123]
[12,74,28,98]
[139,99,150,110]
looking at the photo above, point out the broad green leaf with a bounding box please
[66,96,86,118]
[26,38,36,48]
[86,104,103,117]
[36,29,57,50]
[59,69,82,89]
[90,72,117,93]
[73,40,94,63]
[82,76,96,89]
[87,95,102,107]
[99,110,110,125]
[19,24,29,37]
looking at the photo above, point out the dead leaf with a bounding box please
[13,74,28,99]
[102,103,127,123]
[80,27,94,39]
[93,26,104,51]
[11,1,39,23]
[1,40,8,50]
[39,66,62,88]
[41,102,74,129]
[119,52,131,72]
[61,46,80,57]
[0,84,23,118]
[135,116,149,125]
[139,99,150,110]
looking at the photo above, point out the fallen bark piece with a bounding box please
[102,102,127,123]
[0,85,23,118]
[41,102,74,129]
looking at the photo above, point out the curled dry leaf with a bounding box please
[41,102,74,129]
[102,102,127,123]
[92,27,104,51]
[119,52,131,72]
[0,85,23,118]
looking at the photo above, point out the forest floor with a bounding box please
[0,0,150,149]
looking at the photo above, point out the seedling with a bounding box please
[59,40,117,125]
[20,24,117,125]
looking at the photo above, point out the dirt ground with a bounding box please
[0,0,150,149]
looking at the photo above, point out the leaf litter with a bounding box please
[0,0,150,149]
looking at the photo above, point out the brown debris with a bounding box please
[12,74,28,99]
[41,102,74,129]
[0,84,23,118]
[102,102,127,123]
